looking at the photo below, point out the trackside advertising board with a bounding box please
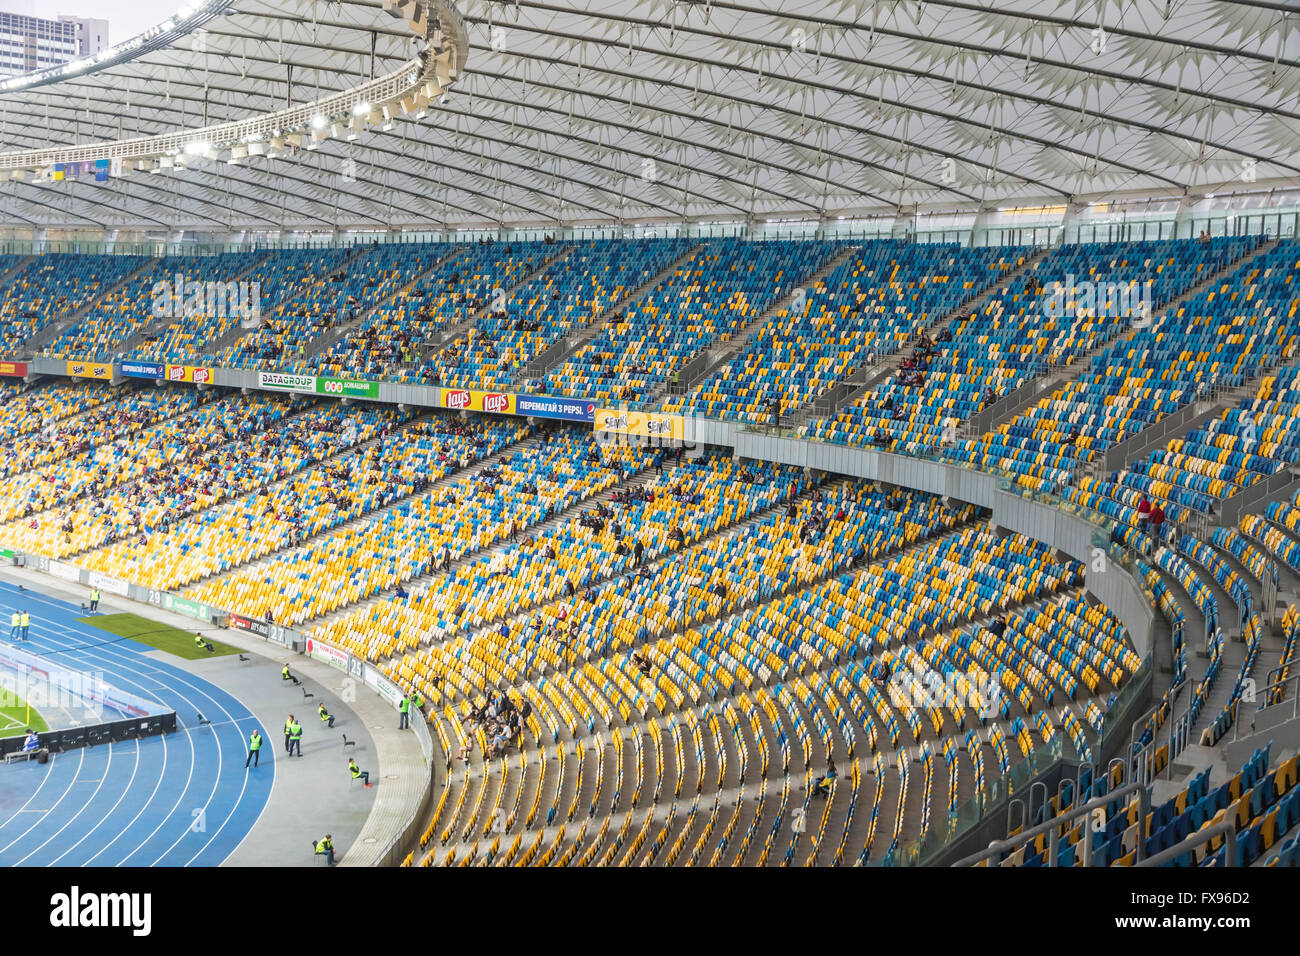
[65,360,112,380]
[316,376,379,399]
[440,389,515,415]
[258,371,316,393]
[120,361,164,380]
[441,389,597,421]
[165,364,213,384]
[516,394,598,423]
[593,407,686,441]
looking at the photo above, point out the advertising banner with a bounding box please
[47,559,81,582]
[0,361,27,377]
[317,376,379,399]
[258,371,317,393]
[517,393,598,423]
[162,593,207,621]
[305,637,350,672]
[593,407,686,441]
[367,666,403,707]
[165,364,213,384]
[86,571,129,598]
[227,613,270,639]
[65,360,112,380]
[119,361,164,380]
[440,389,515,415]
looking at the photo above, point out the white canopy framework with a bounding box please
[0,0,1294,234]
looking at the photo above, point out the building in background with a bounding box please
[0,11,107,77]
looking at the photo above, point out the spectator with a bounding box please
[1136,495,1151,537]
[314,834,336,865]
[1149,502,1166,550]
[812,760,838,797]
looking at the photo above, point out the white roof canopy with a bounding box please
[0,0,1295,233]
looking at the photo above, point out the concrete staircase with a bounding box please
[810,246,1053,424]
[967,236,1285,439]
[424,244,578,359]
[20,255,158,359]
[114,252,272,360]
[301,245,468,362]
[307,463,660,632]
[662,244,864,405]
[199,242,377,362]
[517,242,706,387]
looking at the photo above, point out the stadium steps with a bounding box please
[20,256,159,359]
[302,457,658,630]
[1147,548,1249,742]
[42,401,359,562]
[1097,357,1296,478]
[419,577,1115,866]
[818,246,1053,422]
[178,425,541,593]
[377,464,832,658]
[8,387,243,532]
[438,474,841,659]
[114,252,272,360]
[300,245,468,362]
[520,242,708,386]
[429,243,577,355]
[201,242,378,362]
[970,236,1284,439]
[666,244,864,400]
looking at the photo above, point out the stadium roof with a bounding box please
[0,0,1296,234]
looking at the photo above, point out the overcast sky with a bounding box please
[0,0,181,44]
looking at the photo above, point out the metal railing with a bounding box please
[1230,656,1300,744]
[952,779,1150,867]
[1136,817,1238,867]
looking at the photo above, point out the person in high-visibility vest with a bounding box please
[398,694,410,730]
[8,610,17,640]
[314,834,335,865]
[284,715,295,754]
[411,690,424,713]
[288,718,303,757]
[88,587,101,613]
[194,632,214,653]
[245,728,263,769]
[282,663,301,685]
[348,758,370,787]
[318,703,334,728]
[19,611,29,640]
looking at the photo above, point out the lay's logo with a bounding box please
[483,393,509,414]
[445,389,471,410]
[192,368,210,384]
[167,366,185,381]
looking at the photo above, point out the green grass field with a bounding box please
[0,691,48,735]
[77,613,240,660]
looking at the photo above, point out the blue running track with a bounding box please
[0,581,272,866]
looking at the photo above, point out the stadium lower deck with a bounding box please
[0,233,1297,867]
